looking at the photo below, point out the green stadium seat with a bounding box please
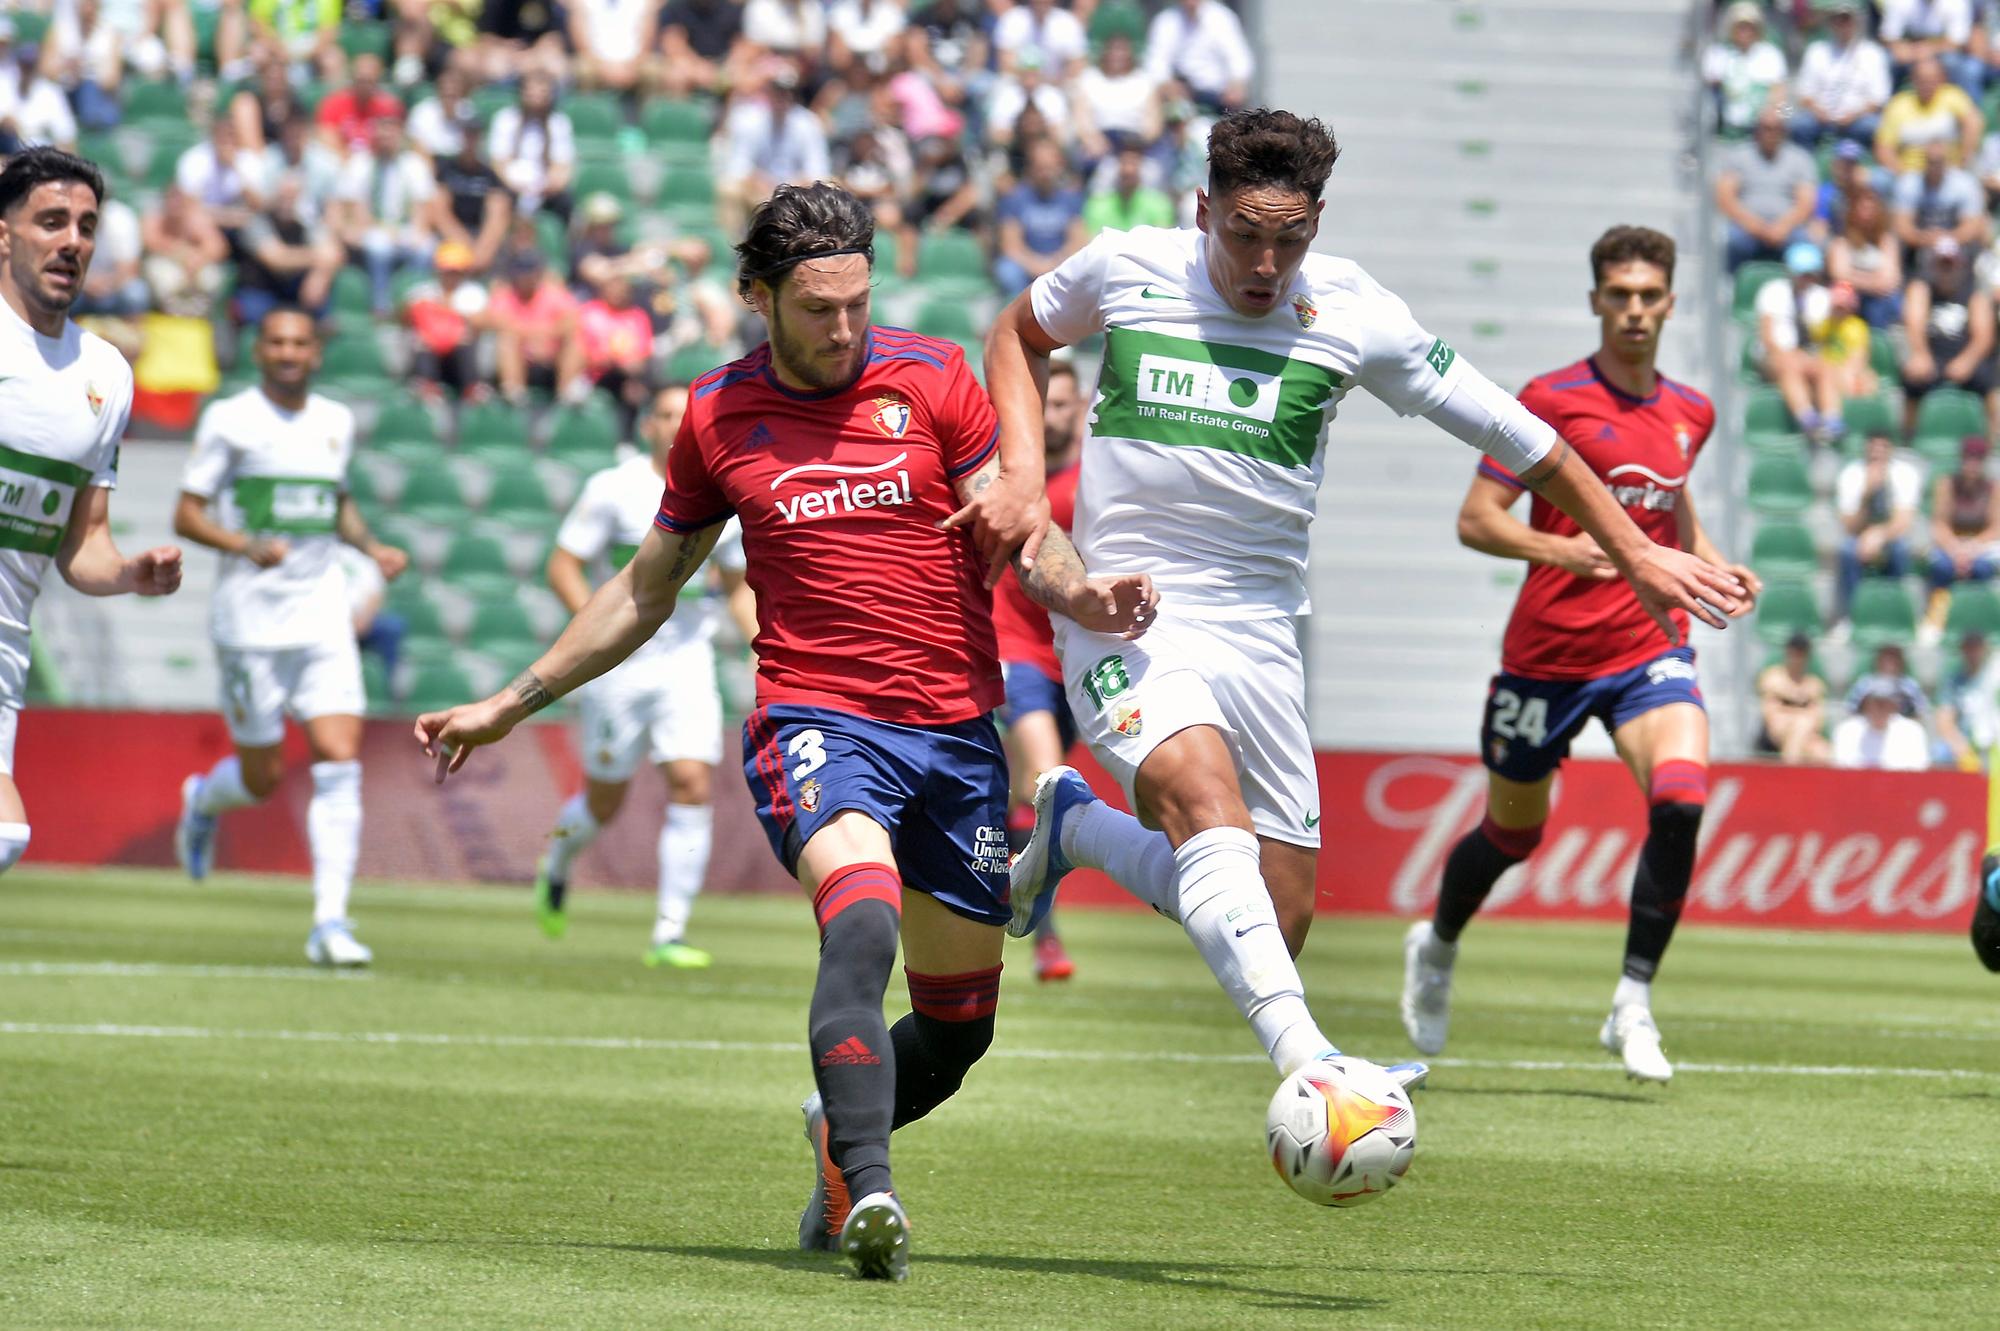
[1088,0,1148,46]
[441,533,515,598]
[361,653,392,710]
[1750,521,1818,580]
[384,582,448,637]
[372,395,441,447]
[642,99,714,144]
[1850,579,1916,651]
[1733,261,1787,317]
[1741,387,1794,440]
[545,404,620,458]
[656,166,717,208]
[471,85,515,125]
[1946,583,2000,640]
[1912,387,1986,447]
[320,335,390,385]
[1747,454,1813,516]
[1867,334,1899,383]
[404,660,477,712]
[574,160,633,203]
[331,269,374,320]
[1842,394,1896,444]
[400,467,466,524]
[458,400,528,453]
[914,299,980,342]
[1914,431,1965,473]
[1755,579,1823,645]
[469,596,540,644]
[124,79,187,124]
[401,631,460,669]
[564,92,625,141]
[917,229,988,284]
[338,22,392,61]
[346,467,378,508]
[665,342,726,388]
[485,464,554,520]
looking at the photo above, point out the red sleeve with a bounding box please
[935,349,1000,478]
[655,401,732,532]
[314,94,344,129]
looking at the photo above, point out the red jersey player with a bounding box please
[1399,226,1760,1084]
[415,185,1153,1282]
[992,360,1084,981]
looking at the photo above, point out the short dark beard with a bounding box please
[767,302,861,392]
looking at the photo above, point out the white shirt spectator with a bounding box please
[576,0,659,64]
[1879,0,1975,45]
[0,71,80,148]
[1144,0,1255,103]
[488,106,576,209]
[93,196,142,270]
[742,0,828,56]
[50,0,169,78]
[1078,62,1159,140]
[1835,450,1926,521]
[1795,34,1893,122]
[1833,712,1932,769]
[1702,38,1788,134]
[993,3,1087,70]
[1754,277,1834,352]
[49,3,122,88]
[406,93,475,157]
[336,149,436,230]
[829,0,909,64]
[264,141,345,222]
[176,140,270,210]
[986,77,1073,144]
[721,97,831,185]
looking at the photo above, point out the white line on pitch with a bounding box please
[0,1021,1992,1080]
[0,962,370,981]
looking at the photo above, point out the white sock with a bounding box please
[308,760,362,926]
[1061,800,1180,919]
[545,793,601,882]
[1418,925,1458,969]
[193,756,259,815]
[0,822,30,873]
[654,803,713,945]
[1614,974,1652,1012]
[1175,826,1332,1075]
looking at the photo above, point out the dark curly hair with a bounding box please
[735,182,875,299]
[0,146,105,218]
[1206,110,1340,203]
[1590,225,1676,289]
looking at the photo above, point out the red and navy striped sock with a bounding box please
[890,965,1002,1129]
[807,863,903,1204]
[1624,761,1708,982]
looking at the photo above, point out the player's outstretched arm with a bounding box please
[1678,489,1761,614]
[59,485,182,597]
[416,522,722,781]
[952,289,1059,584]
[963,454,1158,639]
[336,495,408,582]
[173,491,288,568]
[1456,474,1619,581]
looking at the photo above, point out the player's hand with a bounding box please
[1066,573,1158,640]
[245,535,290,568]
[1551,534,1618,580]
[371,543,409,581]
[128,545,183,596]
[940,471,1051,588]
[414,695,518,783]
[1720,560,1762,612]
[1627,546,1746,641]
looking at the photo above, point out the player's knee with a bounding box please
[664,765,711,806]
[810,866,902,1000]
[1478,814,1545,862]
[585,784,627,823]
[1648,760,1709,812]
[906,965,1002,1081]
[240,761,283,800]
[1275,898,1312,957]
[0,823,30,874]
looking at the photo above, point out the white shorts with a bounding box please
[0,628,24,777]
[1053,610,1321,848]
[0,704,16,777]
[216,638,367,747]
[574,642,723,782]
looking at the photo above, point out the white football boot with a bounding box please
[305,920,373,968]
[1399,921,1455,1056]
[840,1190,910,1282]
[1600,1006,1672,1083]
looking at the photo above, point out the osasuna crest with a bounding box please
[1672,422,1691,458]
[1292,294,1317,330]
[798,778,822,813]
[84,381,104,416]
[871,395,911,438]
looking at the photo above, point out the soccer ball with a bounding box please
[1265,1056,1416,1207]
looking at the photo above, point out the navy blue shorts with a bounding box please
[742,703,1012,927]
[999,660,1077,753]
[1481,647,1705,784]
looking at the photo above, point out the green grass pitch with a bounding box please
[2,867,1997,1330]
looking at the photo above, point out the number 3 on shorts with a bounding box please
[1082,654,1131,709]
[787,728,827,778]
[1490,688,1549,746]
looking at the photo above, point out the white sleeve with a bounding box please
[1863,45,1893,104]
[1218,9,1254,83]
[1832,717,1864,768]
[550,113,575,165]
[1755,280,1799,349]
[1421,363,1557,478]
[1834,464,1864,517]
[1892,459,1924,511]
[91,363,132,489]
[1356,280,1466,417]
[1948,0,1975,44]
[180,402,233,499]
[1143,11,1175,82]
[334,156,368,203]
[1796,44,1827,102]
[1879,1,1912,40]
[554,474,615,560]
[713,517,747,574]
[1029,229,1119,345]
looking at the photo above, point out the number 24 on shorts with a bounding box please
[1489,689,1548,746]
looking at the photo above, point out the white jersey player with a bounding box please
[534,384,755,967]
[171,308,410,967]
[985,111,1745,1109]
[0,149,183,871]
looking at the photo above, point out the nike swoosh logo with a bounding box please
[1234,923,1274,938]
[1305,813,1321,828]
[1140,287,1180,300]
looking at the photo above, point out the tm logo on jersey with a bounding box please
[768,453,913,523]
[1135,353,1281,437]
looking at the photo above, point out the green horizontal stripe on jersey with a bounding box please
[1097,327,1342,467]
[0,440,94,489]
[0,511,66,556]
[234,475,341,534]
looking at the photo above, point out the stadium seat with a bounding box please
[1733,261,1787,317]
[1089,0,1148,45]
[485,465,554,521]
[917,229,989,284]
[469,597,541,645]
[371,395,441,448]
[1749,521,1818,580]
[1946,583,2000,639]
[1747,454,1813,516]
[458,400,528,453]
[338,22,392,61]
[320,335,390,386]
[470,85,515,124]
[657,167,717,209]
[666,342,726,387]
[123,79,186,124]
[1841,394,1896,444]
[331,269,374,320]
[1849,579,1916,650]
[1912,388,1986,448]
[642,99,714,145]
[914,299,980,342]
[1754,579,1822,645]
[1740,387,1795,441]
[441,533,516,598]
[346,466,378,508]
[544,404,619,459]
[564,92,625,141]
[383,582,448,637]
[574,160,633,203]
[361,653,392,710]
[403,660,477,712]
[400,467,466,524]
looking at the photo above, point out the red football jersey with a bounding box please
[1485,357,1716,681]
[990,459,1080,679]
[656,328,1003,724]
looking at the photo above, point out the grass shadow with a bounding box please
[1430,1086,1659,1105]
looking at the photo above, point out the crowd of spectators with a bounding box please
[0,0,1248,429]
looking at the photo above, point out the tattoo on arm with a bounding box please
[510,669,554,716]
[1520,440,1569,493]
[663,534,702,587]
[1016,523,1086,612]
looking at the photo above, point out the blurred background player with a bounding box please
[414,184,1153,1281]
[1400,225,1760,1084]
[991,113,1745,1095]
[993,359,1084,981]
[534,383,756,968]
[0,147,181,874]
[171,308,409,967]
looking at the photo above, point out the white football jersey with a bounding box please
[555,452,745,663]
[0,299,131,703]
[182,388,357,651]
[1031,225,1466,619]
